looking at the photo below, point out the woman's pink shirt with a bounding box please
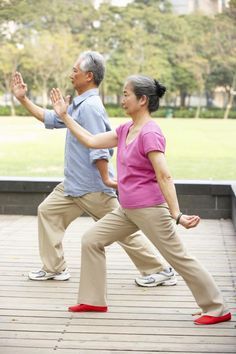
[116,120,166,209]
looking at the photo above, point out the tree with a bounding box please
[21,30,78,107]
[0,0,235,112]
[205,12,236,117]
[0,41,23,114]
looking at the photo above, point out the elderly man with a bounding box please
[11,51,176,287]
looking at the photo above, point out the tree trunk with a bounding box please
[205,91,213,107]
[42,80,48,109]
[187,94,191,107]
[224,74,236,119]
[195,92,201,119]
[5,76,16,116]
[10,93,16,116]
[100,82,105,104]
[116,94,121,105]
[180,91,187,107]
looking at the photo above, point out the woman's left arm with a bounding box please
[148,151,200,229]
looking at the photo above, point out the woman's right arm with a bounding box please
[50,88,118,149]
[148,150,200,229]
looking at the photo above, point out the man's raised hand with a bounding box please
[11,72,27,100]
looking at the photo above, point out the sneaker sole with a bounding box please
[28,274,70,281]
[161,279,178,286]
[28,275,55,281]
[135,278,177,287]
[53,274,71,281]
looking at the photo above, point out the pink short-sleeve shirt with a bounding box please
[116,120,166,209]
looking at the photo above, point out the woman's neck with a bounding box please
[130,112,152,128]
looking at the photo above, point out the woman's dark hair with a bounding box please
[126,75,166,113]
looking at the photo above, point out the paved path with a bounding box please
[0,215,235,354]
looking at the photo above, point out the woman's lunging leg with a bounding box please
[125,206,229,319]
[69,207,138,311]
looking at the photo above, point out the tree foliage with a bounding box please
[0,0,235,110]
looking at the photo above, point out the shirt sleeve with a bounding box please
[80,102,113,164]
[44,104,73,129]
[115,124,122,138]
[142,131,166,155]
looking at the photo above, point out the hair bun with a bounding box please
[154,79,166,98]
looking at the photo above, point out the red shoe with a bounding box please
[68,304,108,312]
[194,312,231,325]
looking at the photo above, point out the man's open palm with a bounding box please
[11,72,27,99]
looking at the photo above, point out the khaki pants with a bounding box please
[78,205,228,316]
[38,183,166,274]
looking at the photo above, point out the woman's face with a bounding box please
[121,82,141,116]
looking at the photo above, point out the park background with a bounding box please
[0,0,235,180]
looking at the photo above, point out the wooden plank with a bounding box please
[58,341,236,352]
[0,291,208,301]
[2,316,234,328]
[0,349,56,354]
[0,349,55,354]
[0,309,235,325]
[4,349,224,354]
[0,287,234,298]
[0,339,54,349]
[0,331,60,340]
[0,292,234,306]
[0,323,235,336]
[0,332,235,344]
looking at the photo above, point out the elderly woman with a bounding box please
[50,74,231,325]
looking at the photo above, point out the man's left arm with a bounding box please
[80,103,117,189]
[95,159,117,189]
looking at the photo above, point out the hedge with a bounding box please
[0,104,235,119]
[105,104,236,119]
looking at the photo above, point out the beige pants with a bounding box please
[38,183,166,274]
[78,205,228,316]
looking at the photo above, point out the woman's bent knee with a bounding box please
[81,231,104,251]
[38,201,49,215]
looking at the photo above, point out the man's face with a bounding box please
[70,58,92,93]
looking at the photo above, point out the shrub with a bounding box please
[105,104,124,117]
[0,106,11,115]
[1,104,235,119]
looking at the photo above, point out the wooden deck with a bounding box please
[0,215,235,354]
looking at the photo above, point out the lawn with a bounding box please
[0,116,235,180]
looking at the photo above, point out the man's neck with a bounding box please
[76,84,98,95]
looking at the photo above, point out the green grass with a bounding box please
[0,116,236,180]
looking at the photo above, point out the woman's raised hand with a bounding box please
[50,88,70,119]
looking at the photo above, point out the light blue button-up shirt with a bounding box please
[44,88,116,197]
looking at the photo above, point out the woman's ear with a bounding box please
[139,95,148,107]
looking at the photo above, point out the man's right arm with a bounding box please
[11,72,44,122]
[17,96,45,122]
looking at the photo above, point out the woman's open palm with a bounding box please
[50,88,70,118]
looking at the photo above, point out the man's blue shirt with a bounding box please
[44,88,116,197]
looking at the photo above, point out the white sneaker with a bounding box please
[135,267,177,287]
[28,268,70,281]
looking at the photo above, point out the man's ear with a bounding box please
[86,71,94,82]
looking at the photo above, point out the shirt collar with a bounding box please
[73,88,99,107]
